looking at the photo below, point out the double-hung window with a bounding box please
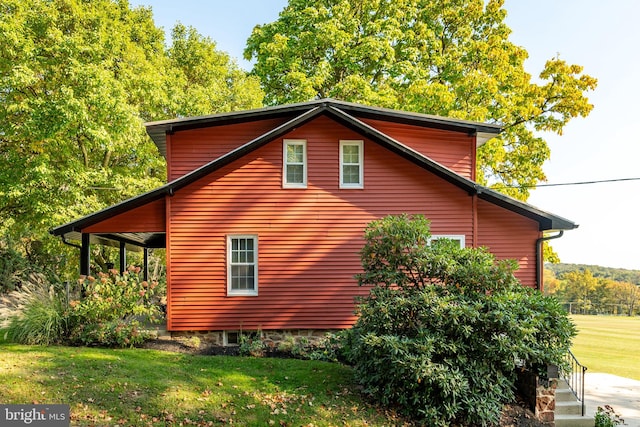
[283,139,307,188]
[227,235,258,296]
[340,140,363,188]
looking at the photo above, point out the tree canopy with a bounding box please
[245,0,597,199]
[0,0,263,251]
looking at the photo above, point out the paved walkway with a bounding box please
[584,373,640,426]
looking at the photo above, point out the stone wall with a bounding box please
[168,329,333,347]
[516,368,557,426]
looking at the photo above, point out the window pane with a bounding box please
[287,144,304,163]
[286,164,304,183]
[231,265,255,290]
[343,145,359,163]
[343,165,360,184]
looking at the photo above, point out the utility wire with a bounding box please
[493,177,640,189]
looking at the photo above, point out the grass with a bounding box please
[570,315,640,380]
[0,342,408,426]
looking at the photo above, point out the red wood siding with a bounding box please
[168,118,288,180]
[167,116,475,331]
[83,199,165,233]
[476,199,540,288]
[360,118,476,179]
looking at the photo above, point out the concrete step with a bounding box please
[556,387,579,402]
[556,400,583,416]
[555,414,595,427]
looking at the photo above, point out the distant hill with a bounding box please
[545,263,640,286]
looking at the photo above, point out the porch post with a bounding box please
[80,233,90,276]
[143,247,149,281]
[119,241,127,273]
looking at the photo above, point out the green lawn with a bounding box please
[0,343,407,426]
[570,315,640,380]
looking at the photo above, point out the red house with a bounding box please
[51,99,577,339]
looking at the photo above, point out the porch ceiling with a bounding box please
[63,231,166,251]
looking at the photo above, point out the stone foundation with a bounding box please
[168,329,334,348]
[516,368,558,426]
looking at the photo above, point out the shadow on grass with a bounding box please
[1,344,396,426]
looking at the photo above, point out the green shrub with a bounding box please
[1,267,163,348]
[595,405,625,427]
[69,319,149,347]
[346,214,576,426]
[67,268,163,347]
[1,277,69,345]
[238,332,265,357]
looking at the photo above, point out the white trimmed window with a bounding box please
[340,140,363,188]
[227,235,258,296]
[429,235,466,249]
[283,139,307,188]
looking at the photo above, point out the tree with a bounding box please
[607,281,639,316]
[0,0,263,278]
[245,0,597,199]
[165,23,264,118]
[554,269,601,314]
[346,214,576,425]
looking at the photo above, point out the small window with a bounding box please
[224,331,239,346]
[429,235,466,249]
[283,139,307,188]
[227,235,258,296]
[340,140,363,188]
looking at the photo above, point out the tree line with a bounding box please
[544,265,640,316]
[1,0,595,287]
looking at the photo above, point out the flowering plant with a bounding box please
[68,267,163,347]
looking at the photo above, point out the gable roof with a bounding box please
[51,100,576,243]
[146,98,502,157]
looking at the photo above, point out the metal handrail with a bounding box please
[561,350,588,416]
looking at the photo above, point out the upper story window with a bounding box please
[227,235,258,296]
[283,139,307,188]
[429,235,466,249]
[340,140,363,189]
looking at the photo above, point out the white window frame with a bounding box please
[340,140,364,189]
[283,139,307,188]
[429,235,466,249]
[227,235,258,296]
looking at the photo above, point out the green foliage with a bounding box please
[0,243,30,293]
[0,236,62,293]
[546,267,640,315]
[67,268,162,347]
[1,267,162,347]
[69,319,148,348]
[246,0,597,200]
[1,278,69,345]
[1,0,264,280]
[595,405,625,427]
[346,214,576,425]
[238,332,266,357]
[546,263,640,286]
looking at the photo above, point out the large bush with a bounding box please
[346,214,576,426]
[67,268,163,347]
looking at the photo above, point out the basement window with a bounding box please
[224,331,239,346]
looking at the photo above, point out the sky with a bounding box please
[129,0,640,271]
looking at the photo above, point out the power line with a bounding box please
[494,177,640,189]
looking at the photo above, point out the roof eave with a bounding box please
[145,99,502,156]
